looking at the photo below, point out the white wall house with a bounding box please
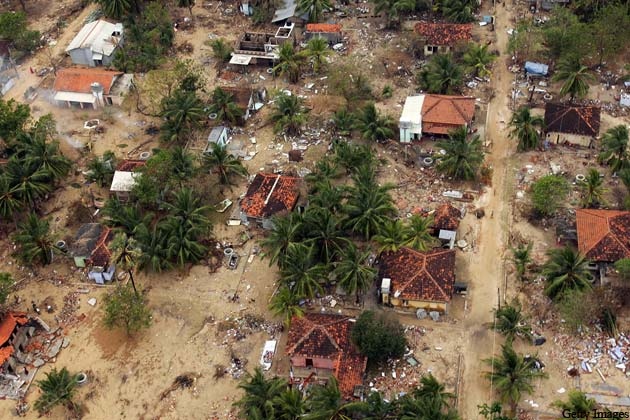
[66,20,123,67]
[399,96,425,143]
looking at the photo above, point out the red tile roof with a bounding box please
[0,345,15,366]
[432,202,462,231]
[576,209,630,262]
[88,226,114,267]
[286,313,367,398]
[0,312,28,347]
[380,247,456,302]
[415,22,472,46]
[116,159,146,172]
[306,23,342,33]
[422,95,476,135]
[240,173,301,219]
[544,103,601,137]
[53,68,123,94]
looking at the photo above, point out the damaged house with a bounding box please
[219,86,267,123]
[431,202,462,248]
[415,22,472,56]
[237,173,301,229]
[544,103,601,148]
[71,223,116,284]
[379,248,456,313]
[65,19,123,67]
[286,313,367,399]
[230,23,295,67]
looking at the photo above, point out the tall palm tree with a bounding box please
[202,143,248,185]
[0,176,22,222]
[542,246,592,300]
[303,207,350,263]
[333,243,376,303]
[163,188,212,233]
[399,393,459,420]
[372,0,416,28]
[260,213,304,267]
[96,0,133,19]
[553,390,597,416]
[160,89,205,143]
[373,219,407,253]
[344,183,396,240]
[510,242,532,281]
[209,38,233,62]
[493,302,532,342]
[234,367,287,419]
[413,373,454,407]
[418,54,463,94]
[598,125,629,173]
[169,146,196,183]
[302,37,331,73]
[86,151,116,187]
[404,215,436,251]
[309,181,345,214]
[110,232,142,296]
[332,108,355,136]
[440,0,476,23]
[273,43,304,84]
[270,93,307,136]
[4,159,53,209]
[269,285,305,327]
[304,377,352,420]
[553,56,595,102]
[333,142,377,174]
[463,43,496,77]
[34,367,79,415]
[508,107,544,152]
[17,133,71,182]
[134,222,172,273]
[436,127,484,181]
[351,391,399,420]
[353,103,395,142]
[273,387,306,420]
[578,168,607,208]
[297,0,332,23]
[483,342,548,416]
[305,159,341,187]
[208,87,244,125]
[279,243,327,299]
[13,213,55,265]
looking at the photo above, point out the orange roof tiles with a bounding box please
[88,226,114,267]
[576,209,630,262]
[0,312,28,346]
[0,346,15,366]
[432,202,462,231]
[306,23,342,33]
[415,22,472,46]
[116,159,146,172]
[422,95,475,135]
[53,68,123,94]
[286,313,367,398]
[544,103,601,137]
[240,173,301,219]
[380,247,456,302]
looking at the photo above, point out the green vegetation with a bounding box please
[86,151,116,187]
[578,168,607,208]
[372,0,415,28]
[203,143,248,185]
[0,12,40,58]
[463,43,496,78]
[508,107,544,152]
[351,310,407,365]
[542,246,592,301]
[273,43,304,84]
[0,272,14,307]
[493,302,532,342]
[614,258,630,282]
[417,54,463,94]
[12,213,55,265]
[270,93,307,136]
[160,89,205,144]
[353,103,395,143]
[34,367,79,416]
[208,87,244,125]
[103,284,152,335]
[553,390,597,416]
[438,0,477,23]
[209,38,233,62]
[599,125,629,173]
[553,56,595,102]
[529,175,569,217]
[510,242,532,281]
[297,0,332,23]
[436,126,485,181]
[302,37,331,73]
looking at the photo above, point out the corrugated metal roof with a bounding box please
[66,19,123,57]
[110,171,139,192]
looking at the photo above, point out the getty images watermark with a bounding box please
[561,409,630,418]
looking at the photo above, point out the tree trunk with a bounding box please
[128,269,138,296]
[19,0,26,12]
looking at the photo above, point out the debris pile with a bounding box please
[551,333,630,378]
[215,314,282,346]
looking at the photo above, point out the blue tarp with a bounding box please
[524,61,549,76]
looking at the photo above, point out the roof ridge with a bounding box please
[286,324,316,355]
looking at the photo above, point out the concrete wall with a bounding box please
[399,123,422,143]
[385,294,448,313]
[424,45,451,56]
[305,32,341,44]
[546,132,594,148]
[291,356,335,370]
[68,47,117,67]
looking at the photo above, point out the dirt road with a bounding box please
[459,3,517,418]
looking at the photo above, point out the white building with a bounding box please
[66,19,123,67]
[399,96,425,143]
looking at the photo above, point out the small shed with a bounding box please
[206,126,229,150]
[110,171,139,202]
[304,23,342,44]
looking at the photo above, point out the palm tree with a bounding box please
[4,159,53,209]
[493,302,532,342]
[436,127,485,180]
[297,0,331,23]
[302,37,331,73]
[578,168,607,208]
[163,188,212,232]
[0,176,22,222]
[110,232,142,296]
[333,142,377,174]
[508,107,544,151]
[309,181,345,214]
[344,183,396,240]
[260,212,304,267]
[463,43,496,77]
[209,38,233,62]
[234,367,287,419]
[333,243,376,303]
[373,219,407,253]
[440,0,476,23]
[542,246,592,300]
[599,125,629,173]
[96,0,133,19]
[18,133,71,182]
[372,0,416,28]
[413,374,454,407]
[160,89,205,143]
[400,394,459,420]
[303,207,350,263]
[273,43,304,83]
[483,342,548,416]
[34,367,79,415]
[273,388,306,420]
[332,108,355,136]
[351,391,399,420]
[553,56,595,102]
[86,151,116,187]
[169,146,196,183]
[13,213,55,265]
[208,87,244,125]
[353,103,395,142]
[270,93,307,136]
[510,242,532,281]
[279,243,327,299]
[177,0,195,18]
[202,143,248,185]
[553,390,597,416]
[418,54,463,94]
[304,377,351,420]
[269,285,305,327]
[134,222,172,273]
[404,215,436,251]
